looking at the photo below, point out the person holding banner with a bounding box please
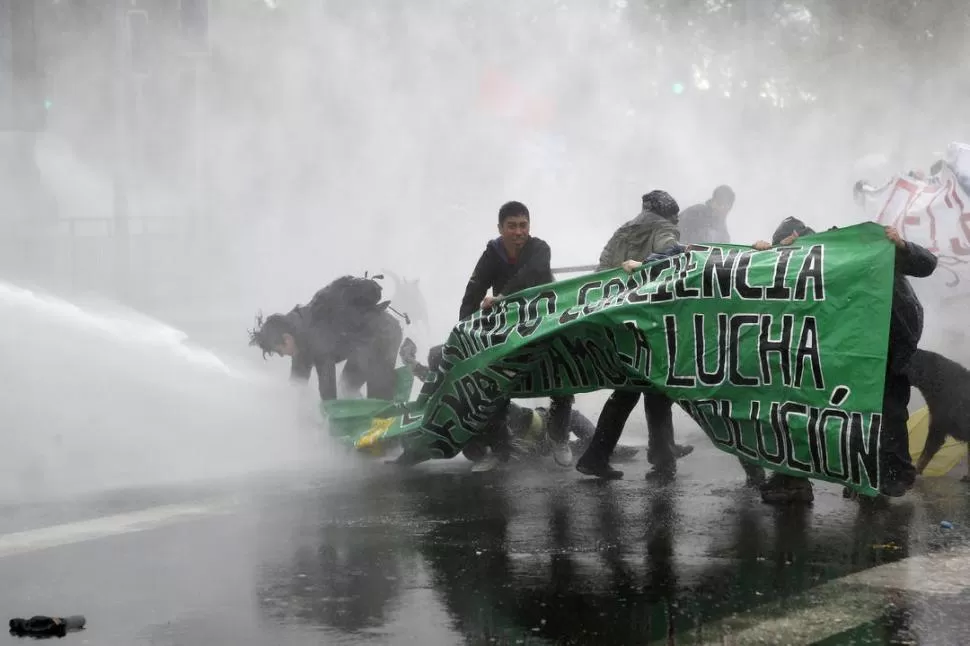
[576,190,693,481]
[754,217,938,501]
[248,276,403,403]
[677,184,735,245]
[457,200,575,473]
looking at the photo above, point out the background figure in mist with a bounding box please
[577,190,693,481]
[754,216,937,501]
[248,276,403,402]
[677,185,736,244]
[458,201,574,473]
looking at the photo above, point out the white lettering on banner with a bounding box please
[862,164,970,294]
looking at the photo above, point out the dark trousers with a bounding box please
[881,369,915,487]
[481,397,514,460]
[545,394,576,444]
[340,312,403,400]
[580,389,676,467]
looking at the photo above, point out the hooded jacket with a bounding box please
[459,236,553,320]
[767,218,937,375]
[678,201,730,244]
[283,278,402,400]
[597,209,680,271]
[889,241,937,374]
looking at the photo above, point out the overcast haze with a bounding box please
[2,0,968,498]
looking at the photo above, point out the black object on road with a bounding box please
[9,615,86,638]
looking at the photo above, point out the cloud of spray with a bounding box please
[27,3,966,318]
[0,281,344,504]
[14,1,970,451]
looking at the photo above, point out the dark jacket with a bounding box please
[890,241,937,374]
[765,220,936,375]
[678,201,730,244]
[597,209,680,271]
[771,217,815,245]
[459,236,554,319]
[642,244,688,265]
[285,278,402,400]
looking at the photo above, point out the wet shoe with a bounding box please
[674,444,694,459]
[576,459,623,480]
[471,453,502,473]
[879,479,913,498]
[760,474,814,504]
[552,442,573,467]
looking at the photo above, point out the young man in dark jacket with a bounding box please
[248,276,403,402]
[458,200,574,472]
[753,217,938,502]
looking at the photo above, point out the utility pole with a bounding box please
[0,0,56,230]
[112,0,133,302]
[179,0,210,223]
[113,0,154,303]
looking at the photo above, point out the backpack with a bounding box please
[308,275,387,323]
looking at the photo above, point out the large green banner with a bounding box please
[326,223,896,496]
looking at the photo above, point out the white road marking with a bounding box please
[661,546,970,646]
[0,501,236,559]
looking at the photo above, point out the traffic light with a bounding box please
[672,82,686,95]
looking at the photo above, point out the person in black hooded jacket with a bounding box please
[248,276,403,403]
[754,217,938,502]
[457,201,575,472]
[459,202,554,320]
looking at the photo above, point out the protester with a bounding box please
[677,185,735,244]
[752,217,938,502]
[248,275,403,402]
[576,190,693,481]
[458,200,574,472]
[399,337,438,383]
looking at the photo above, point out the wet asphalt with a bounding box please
[2,433,970,646]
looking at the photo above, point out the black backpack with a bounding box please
[308,275,388,322]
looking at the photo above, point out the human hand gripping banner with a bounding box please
[324,223,896,497]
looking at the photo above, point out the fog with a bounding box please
[2,0,968,498]
[0,279,340,504]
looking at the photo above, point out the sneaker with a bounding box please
[760,474,814,504]
[879,479,913,498]
[552,442,573,467]
[576,459,623,480]
[471,453,502,473]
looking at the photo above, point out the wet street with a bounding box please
[3,433,970,646]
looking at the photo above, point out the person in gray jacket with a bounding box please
[578,190,694,481]
[596,190,682,271]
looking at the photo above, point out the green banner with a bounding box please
[319,367,415,456]
[324,223,896,496]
